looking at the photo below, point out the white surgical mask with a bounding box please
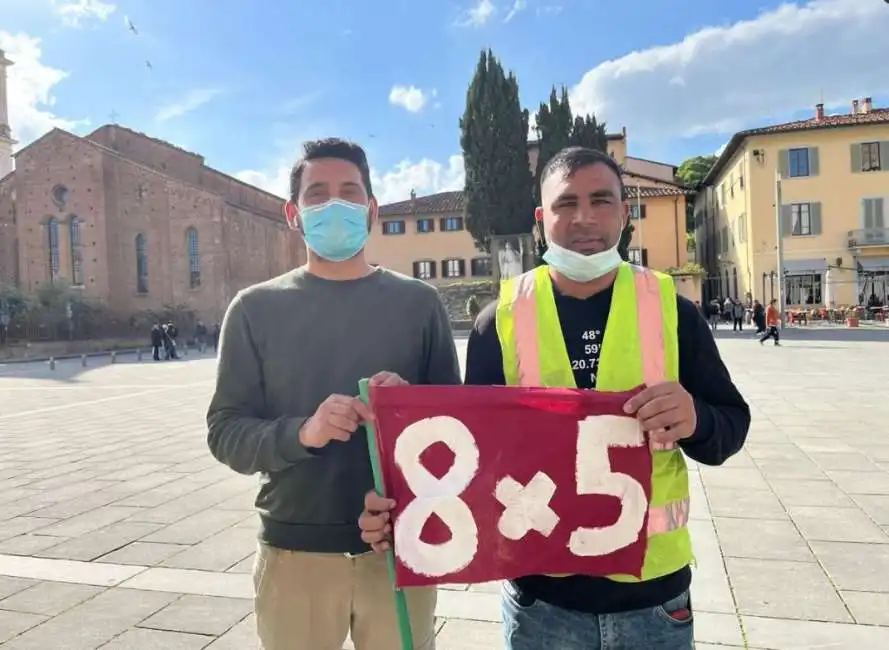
[542,240,623,283]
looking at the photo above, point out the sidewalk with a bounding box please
[0,336,887,649]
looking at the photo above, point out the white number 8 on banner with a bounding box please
[393,417,480,578]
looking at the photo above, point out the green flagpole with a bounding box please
[359,379,414,650]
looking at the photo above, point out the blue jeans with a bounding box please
[501,582,694,650]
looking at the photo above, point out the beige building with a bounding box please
[369,129,693,286]
[695,97,889,307]
[0,124,304,323]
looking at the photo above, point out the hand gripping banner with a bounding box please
[366,384,652,588]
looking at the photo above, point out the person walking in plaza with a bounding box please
[760,298,781,346]
[707,299,720,331]
[752,299,765,334]
[359,146,750,650]
[194,320,208,353]
[731,299,745,332]
[150,322,163,361]
[207,138,460,650]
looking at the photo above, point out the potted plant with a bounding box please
[846,305,863,328]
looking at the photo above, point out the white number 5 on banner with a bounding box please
[569,415,647,557]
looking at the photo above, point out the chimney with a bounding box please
[863,97,872,114]
[852,99,859,114]
[409,188,416,213]
[815,103,824,121]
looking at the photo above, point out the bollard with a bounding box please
[81,354,87,367]
[110,351,117,364]
[49,357,56,370]
[137,348,143,361]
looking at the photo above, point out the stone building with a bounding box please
[0,124,304,322]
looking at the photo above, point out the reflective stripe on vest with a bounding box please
[495,262,693,581]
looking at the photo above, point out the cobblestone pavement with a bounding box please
[0,330,888,649]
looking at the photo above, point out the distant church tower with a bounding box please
[0,49,16,178]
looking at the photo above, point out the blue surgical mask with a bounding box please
[542,240,623,282]
[299,199,370,262]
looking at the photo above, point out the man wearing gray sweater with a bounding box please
[207,138,460,650]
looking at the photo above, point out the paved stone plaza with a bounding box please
[0,328,888,649]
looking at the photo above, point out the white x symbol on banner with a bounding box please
[495,471,559,540]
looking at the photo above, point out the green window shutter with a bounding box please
[810,202,822,235]
[880,142,889,171]
[876,198,886,228]
[778,149,789,177]
[863,199,875,229]
[808,147,820,176]
[851,144,862,173]
[781,204,792,236]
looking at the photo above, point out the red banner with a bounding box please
[368,384,652,588]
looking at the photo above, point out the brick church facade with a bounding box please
[0,124,304,322]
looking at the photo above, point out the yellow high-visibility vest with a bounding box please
[496,262,693,582]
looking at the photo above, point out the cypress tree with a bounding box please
[460,50,536,252]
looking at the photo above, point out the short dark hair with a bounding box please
[289,138,374,202]
[539,146,625,200]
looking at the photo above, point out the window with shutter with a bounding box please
[470,257,492,277]
[382,220,406,235]
[441,217,464,231]
[413,260,435,280]
[790,203,812,236]
[861,143,882,172]
[788,148,810,177]
[442,258,464,278]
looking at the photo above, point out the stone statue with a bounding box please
[499,240,523,280]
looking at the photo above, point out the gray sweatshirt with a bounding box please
[206,266,462,554]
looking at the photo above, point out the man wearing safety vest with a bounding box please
[359,146,750,649]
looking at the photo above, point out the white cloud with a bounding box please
[237,155,465,206]
[53,0,116,27]
[504,0,527,22]
[569,0,889,143]
[371,155,465,204]
[236,166,289,200]
[457,0,496,27]
[0,32,84,147]
[155,88,222,122]
[388,85,434,113]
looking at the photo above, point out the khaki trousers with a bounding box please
[253,544,437,650]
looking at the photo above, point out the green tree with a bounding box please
[676,155,718,187]
[569,114,608,151]
[676,155,716,232]
[460,49,536,252]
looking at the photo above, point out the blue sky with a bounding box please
[2,0,889,203]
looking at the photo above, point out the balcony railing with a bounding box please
[847,228,889,248]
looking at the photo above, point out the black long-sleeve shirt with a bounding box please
[465,280,750,614]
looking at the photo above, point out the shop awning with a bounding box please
[783,258,827,275]
[858,257,889,272]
